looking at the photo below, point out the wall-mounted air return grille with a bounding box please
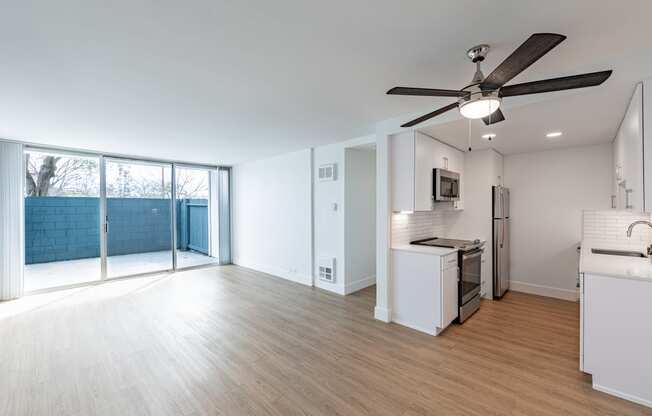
[318,257,336,283]
[318,164,337,181]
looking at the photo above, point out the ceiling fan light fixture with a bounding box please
[459,95,501,119]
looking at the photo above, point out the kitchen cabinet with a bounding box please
[441,253,459,328]
[580,272,652,407]
[613,83,645,211]
[391,247,458,335]
[391,130,464,212]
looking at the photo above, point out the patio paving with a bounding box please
[24,250,219,292]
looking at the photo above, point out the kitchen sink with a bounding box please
[591,248,647,258]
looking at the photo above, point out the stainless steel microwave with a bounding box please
[433,168,460,201]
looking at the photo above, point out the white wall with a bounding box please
[231,135,375,293]
[344,148,376,294]
[313,135,376,294]
[504,143,613,300]
[313,142,346,293]
[231,149,312,285]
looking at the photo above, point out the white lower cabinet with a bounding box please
[581,273,652,407]
[391,248,458,335]
[441,254,459,329]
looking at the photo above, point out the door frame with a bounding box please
[102,157,175,280]
[23,145,225,293]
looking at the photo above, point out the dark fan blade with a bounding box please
[482,108,505,125]
[481,33,566,90]
[499,70,612,97]
[387,87,468,98]
[401,102,458,128]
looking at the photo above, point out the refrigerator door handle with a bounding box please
[495,220,501,296]
[500,192,505,248]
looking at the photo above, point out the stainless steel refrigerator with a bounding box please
[492,186,510,299]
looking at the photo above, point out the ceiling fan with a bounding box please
[387,33,613,128]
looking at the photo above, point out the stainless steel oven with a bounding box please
[433,168,460,201]
[459,248,482,322]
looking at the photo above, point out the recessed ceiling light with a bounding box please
[481,133,496,140]
[546,131,562,138]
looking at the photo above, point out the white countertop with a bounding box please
[392,244,458,256]
[580,240,652,282]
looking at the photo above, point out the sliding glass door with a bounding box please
[24,150,102,291]
[105,158,173,278]
[23,147,230,292]
[174,165,220,269]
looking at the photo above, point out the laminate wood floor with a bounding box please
[1,265,650,415]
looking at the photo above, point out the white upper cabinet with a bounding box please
[391,131,465,212]
[414,132,439,211]
[645,80,652,211]
[613,82,648,212]
[391,131,417,212]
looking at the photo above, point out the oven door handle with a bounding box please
[462,251,483,260]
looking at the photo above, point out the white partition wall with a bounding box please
[0,141,25,300]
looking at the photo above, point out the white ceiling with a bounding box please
[0,1,651,164]
[418,87,626,155]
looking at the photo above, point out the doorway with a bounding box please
[24,149,102,291]
[174,165,221,269]
[105,158,174,278]
[23,147,229,293]
[344,144,377,294]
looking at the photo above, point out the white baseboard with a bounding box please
[345,275,376,295]
[232,258,312,287]
[315,279,346,295]
[374,306,391,322]
[391,315,439,336]
[509,280,579,301]
[593,383,652,409]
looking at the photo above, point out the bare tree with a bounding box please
[175,170,208,198]
[26,153,99,197]
[26,155,60,196]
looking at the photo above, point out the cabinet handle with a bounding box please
[610,195,616,209]
[625,189,633,209]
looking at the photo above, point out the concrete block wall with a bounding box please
[105,198,172,256]
[25,197,100,264]
[25,197,208,264]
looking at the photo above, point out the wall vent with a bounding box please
[318,163,337,181]
[318,257,336,283]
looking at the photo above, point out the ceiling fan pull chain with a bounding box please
[467,119,472,152]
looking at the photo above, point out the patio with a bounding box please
[24,250,219,292]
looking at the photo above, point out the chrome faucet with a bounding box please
[626,220,652,237]
[626,220,652,259]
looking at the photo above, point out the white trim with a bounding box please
[510,280,579,301]
[374,306,391,322]
[391,315,441,336]
[345,275,376,295]
[232,258,312,287]
[593,383,652,409]
[309,148,315,287]
[315,280,346,295]
[375,133,391,322]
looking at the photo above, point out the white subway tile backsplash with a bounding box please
[582,210,652,248]
[391,211,446,245]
